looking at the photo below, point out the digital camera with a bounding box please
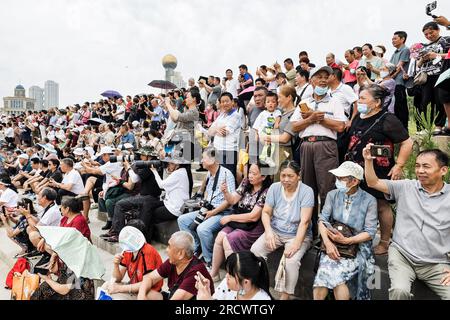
[110,155,135,163]
[188,200,214,231]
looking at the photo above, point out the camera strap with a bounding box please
[206,165,221,203]
[347,111,388,155]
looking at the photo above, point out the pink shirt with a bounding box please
[343,60,359,84]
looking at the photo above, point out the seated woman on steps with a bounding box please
[209,162,271,282]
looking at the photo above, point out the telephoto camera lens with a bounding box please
[188,210,206,231]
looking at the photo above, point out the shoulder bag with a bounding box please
[320,220,358,259]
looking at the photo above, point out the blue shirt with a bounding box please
[152,105,163,122]
[121,132,136,149]
[319,188,378,239]
[265,182,315,238]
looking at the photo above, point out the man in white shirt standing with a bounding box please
[113,97,127,125]
[208,92,241,180]
[224,69,240,99]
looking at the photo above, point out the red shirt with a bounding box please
[120,243,163,291]
[60,214,91,242]
[157,256,214,298]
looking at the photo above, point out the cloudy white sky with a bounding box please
[1,0,449,107]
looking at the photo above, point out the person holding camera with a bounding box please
[209,163,271,282]
[177,147,236,268]
[1,198,38,256]
[101,146,162,243]
[140,154,193,241]
[344,84,412,255]
[363,145,450,300]
[416,21,450,134]
[313,161,377,300]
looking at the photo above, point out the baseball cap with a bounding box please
[309,66,333,78]
[18,154,29,160]
[329,161,364,180]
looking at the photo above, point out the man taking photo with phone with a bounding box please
[363,144,450,300]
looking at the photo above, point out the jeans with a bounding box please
[177,209,231,264]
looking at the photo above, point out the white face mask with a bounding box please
[380,71,389,79]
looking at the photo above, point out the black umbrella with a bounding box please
[148,80,177,90]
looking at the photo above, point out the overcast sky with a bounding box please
[1,0,449,107]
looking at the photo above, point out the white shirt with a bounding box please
[62,169,85,195]
[213,279,271,300]
[0,188,19,208]
[225,78,240,98]
[116,104,126,120]
[296,83,313,101]
[252,110,282,135]
[211,109,242,151]
[330,83,358,116]
[154,168,190,217]
[200,88,208,106]
[5,127,14,138]
[99,162,124,195]
[38,203,62,227]
[291,94,347,140]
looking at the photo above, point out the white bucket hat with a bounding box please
[329,161,364,180]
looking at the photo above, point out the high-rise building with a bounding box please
[172,71,186,89]
[2,85,36,115]
[44,80,59,109]
[29,86,44,110]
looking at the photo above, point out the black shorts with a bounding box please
[438,84,450,104]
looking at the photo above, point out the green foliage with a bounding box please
[403,104,450,183]
[403,105,438,180]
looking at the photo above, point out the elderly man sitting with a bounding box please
[138,231,214,300]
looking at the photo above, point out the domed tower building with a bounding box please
[162,54,178,83]
[162,54,186,89]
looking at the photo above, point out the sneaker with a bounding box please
[100,231,115,238]
[105,235,119,243]
[101,221,112,230]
